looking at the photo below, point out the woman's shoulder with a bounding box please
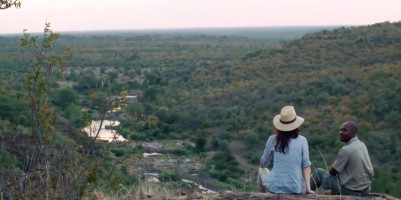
[296,135,308,142]
[266,134,277,143]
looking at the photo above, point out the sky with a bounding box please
[1,0,401,34]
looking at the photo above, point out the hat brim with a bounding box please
[273,115,304,131]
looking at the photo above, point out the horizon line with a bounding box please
[0,24,365,36]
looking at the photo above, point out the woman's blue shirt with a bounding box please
[260,134,311,194]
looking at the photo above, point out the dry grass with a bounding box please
[84,177,194,200]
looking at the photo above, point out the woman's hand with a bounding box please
[302,166,315,194]
[306,189,315,194]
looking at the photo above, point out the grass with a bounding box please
[83,175,209,200]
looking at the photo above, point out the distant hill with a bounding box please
[55,26,339,40]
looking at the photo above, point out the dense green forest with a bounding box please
[1,22,401,198]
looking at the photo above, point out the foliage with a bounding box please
[244,151,261,165]
[158,170,182,182]
[0,94,29,125]
[0,24,138,199]
[0,0,21,9]
[0,149,20,170]
[111,147,142,157]
[64,103,84,126]
[243,131,259,149]
[18,22,72,140]
[206,149,245,186]
[194,137,206,152]
[51,87,77,108]
[371,170,401,197]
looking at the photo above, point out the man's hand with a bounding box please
[329,167,338,176]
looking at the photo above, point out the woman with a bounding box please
[258,106,314,194]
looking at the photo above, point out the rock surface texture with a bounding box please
[206,192,399,200]
[123,192,399,200]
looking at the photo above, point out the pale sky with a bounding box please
[1,0,401,34]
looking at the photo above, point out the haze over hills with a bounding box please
[1,26,341,39]
[0,22,401,198]
[60,26,340,37]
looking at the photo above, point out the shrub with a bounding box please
[111,147,142,157]
[158,171,181,182]
[0,150,20,170]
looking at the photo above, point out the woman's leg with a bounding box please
[258,168,270,193]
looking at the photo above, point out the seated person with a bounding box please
[311,121,374,196]
[258,106,314,194]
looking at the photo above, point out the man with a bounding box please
[311,121,374,196]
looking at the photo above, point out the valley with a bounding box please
[1,23,401,198]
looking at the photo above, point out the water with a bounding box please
[82,95,138,142]
[83,120,127,142]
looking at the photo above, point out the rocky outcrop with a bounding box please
[181,192,399,200]
[121,191,399,200]
[207,192,398,200]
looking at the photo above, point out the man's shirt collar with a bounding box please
[346,136,358,145]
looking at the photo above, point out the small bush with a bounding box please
[158,171,181,182]
[130,132,151,141]
[244,151,260,164]
[0,150,20,170]
[165,148,189,156]
[111,147,142,157]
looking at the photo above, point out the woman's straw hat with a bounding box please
[273,106,304,131]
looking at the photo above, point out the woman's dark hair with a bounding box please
[275,128,299,154]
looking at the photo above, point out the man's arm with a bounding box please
[331,148,350,175]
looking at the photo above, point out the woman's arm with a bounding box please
[260,135,275,168]
[302,166,315,194]
[300,136,314,194]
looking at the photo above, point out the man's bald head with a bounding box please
[340,121,358,142]
[344,121,358,133]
